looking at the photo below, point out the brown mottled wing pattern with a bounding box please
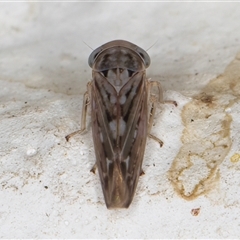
[91,71,148,208]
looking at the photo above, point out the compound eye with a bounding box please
[88,48,102,67]
[136,48,151,68]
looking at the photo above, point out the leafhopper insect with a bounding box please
[66,40,175,209]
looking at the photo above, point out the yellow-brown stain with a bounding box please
[168,52,240,200]
[230,153,240,163]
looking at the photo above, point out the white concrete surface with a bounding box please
[1,2,240,238]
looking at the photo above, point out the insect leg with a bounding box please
[140,169,145,176]
[147,81,164,147]
[147,80,177,147]
[90,163,97,174]
[148,80,177,107]
[148,133,164,147]
[65,83,91,142]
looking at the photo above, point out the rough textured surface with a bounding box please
[1,2,240,238]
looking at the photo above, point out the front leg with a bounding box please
[65,82,92,142]
[147,80,177,147]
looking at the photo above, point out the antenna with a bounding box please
[82,40,93,50]
[146,39,159,52]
